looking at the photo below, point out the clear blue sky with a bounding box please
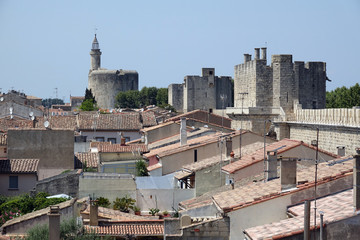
[0,0,359,102]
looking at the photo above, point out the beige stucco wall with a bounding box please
[100,152,140,162]
[0,146,7,158]
[145,122,180,144]
[7,129,74,180]
[78,173,137,204]
[0,174,37,196]
[195,161,228,196]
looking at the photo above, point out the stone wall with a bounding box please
[294,108,360,126]
[168,84,184,112]
[88,69,138,109]
[34,170,80,198]
[287,123,360,155]
[181,217,230,239]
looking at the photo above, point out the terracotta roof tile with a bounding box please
[35,116,77,130]
[0,159,39,173]
[78,113,143,130]
[140,112,157,127]
[222,138,337,174]
[90,141,112,148]
[0,118,33,132]
[85,223,163,236]
[147,163,162,171]
[245,189,356,239]
[213,156,354,212]
[75,152,99,168]
[98,144,148,153]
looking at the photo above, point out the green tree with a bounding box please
[326,84,360,108]
[136,160,149,176]
[113,196,136,213]
[42,98,64,108]
[79,99,97,111]
[84,88,96,103]
[156,88,168,106]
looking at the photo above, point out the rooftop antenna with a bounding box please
[311,128,319,239]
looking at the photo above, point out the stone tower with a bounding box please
[88,35,139,109]
[90,34,101,71]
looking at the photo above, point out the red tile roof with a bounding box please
[213,156,353,213]
[244,189,356,240]
[222,138,338,174]
[0,118,33,132]
[140,111,157,127]
[85,223,164,236]
[78,113,143,130]
[75,152,99,168]
[147,163,162,172]
[89,141,112,148]
[35,116,77,130]
[98,144,148,153]
[0,159,39,173]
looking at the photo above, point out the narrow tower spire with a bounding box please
[90,34,101,71]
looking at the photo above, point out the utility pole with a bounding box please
[238,92,248,159]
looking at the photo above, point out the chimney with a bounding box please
[353,148,360,211]
[48,206,60,240]
[254,48,260,60]
[244,54,252,62]
[280,157,297,191]
[337,146,345,156]
[180,117,187,146]
[225,137,232,158]
[261,47,267,60]
[90,200,99,226]
[266,151,277,181]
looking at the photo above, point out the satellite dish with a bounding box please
[29,112,34,117]
[9,107,13,114]
[10,115,13,119]
[204,125,208,128]
[44,121,50,128]
[31,116,35,121]
[0,97,3,102]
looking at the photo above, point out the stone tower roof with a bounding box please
[92,34,100,50]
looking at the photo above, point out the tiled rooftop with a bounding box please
[35,116,77,130]
[213,156,353,212]
[147,163,162,172]
[222,138,338,174]
[89,141,112,149]
[74,152,99,168]
[0,118,33,132]
[0,159,39,173]
[244,189,356,240]
[98,144,148,153]
[140,111,157,127]
[78,113,143,130]
[85,223,164,236]
[144,132,225,159]
[182,141,265,173]
[141,121,177,132]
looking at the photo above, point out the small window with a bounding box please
[9,176,18,189]
[125,137,130,142]
[4,148,7,153]
[108,138,116,144]
[209,70,213,75]
[194,149,198,162]
[95,137,105,142]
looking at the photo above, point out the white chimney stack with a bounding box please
[180,117,187,146]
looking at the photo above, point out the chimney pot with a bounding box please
[254,48,260,60]
[280,157,297,191]
[261,47,267,60]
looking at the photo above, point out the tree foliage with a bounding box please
[42,98,64,108]
[136,160,149,176]
[0,192,68,226]
[326,83,360,108]
[112,196,136,213]
[79,88,98,111]
[115,87,171,109]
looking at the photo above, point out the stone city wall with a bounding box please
[294,108,360,126]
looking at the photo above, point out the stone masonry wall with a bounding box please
[168,84,184,112]
[294,108,360,126]
[183,76,216,112]
[181,217,230,239]
[288,123,360,156]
